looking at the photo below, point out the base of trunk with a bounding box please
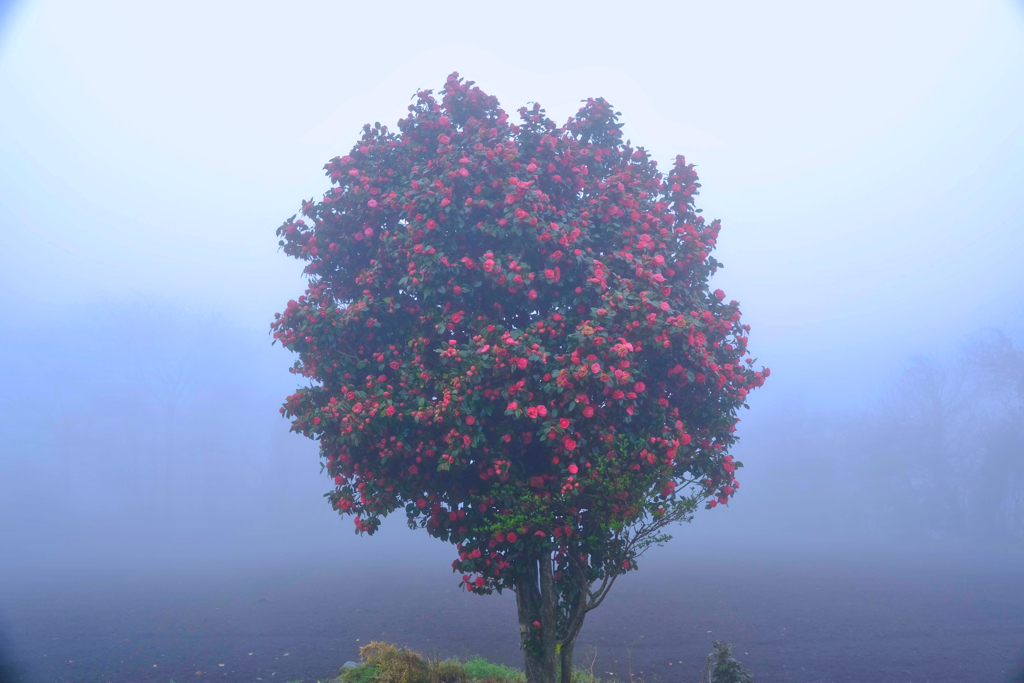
[559,640,575,683]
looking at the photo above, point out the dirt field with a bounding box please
[2,547,1022,683]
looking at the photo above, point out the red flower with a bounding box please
[564,438,577,451]
[507,402,518,411]
[426,219,437,230]
[507,532,518,543]
[583,406,594,418]
[559,418,570,429]
[536,405,548,417]
[568,464,578,474]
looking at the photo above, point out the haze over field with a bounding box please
[1,1,1023,681]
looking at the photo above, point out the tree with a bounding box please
[272,73,767,683]
[963,330,1024,539]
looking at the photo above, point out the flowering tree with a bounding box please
[272,73,768,683]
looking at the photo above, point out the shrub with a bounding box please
[701,642,753,683]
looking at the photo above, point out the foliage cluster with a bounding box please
[272,72,766,595]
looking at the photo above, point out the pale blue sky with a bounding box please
[1,0,1022,405]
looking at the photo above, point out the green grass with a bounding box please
[340,667,381,683]
[461,656,526,683]
[333,641,606,683]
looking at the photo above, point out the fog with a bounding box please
[1,1,1023,681]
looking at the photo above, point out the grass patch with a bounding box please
[341,666,381,683]
[461,656,526,683]
[335,642,597,683]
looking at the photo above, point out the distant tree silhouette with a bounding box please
[755,328,1024,544]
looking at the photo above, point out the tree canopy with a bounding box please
[272,73,767,683]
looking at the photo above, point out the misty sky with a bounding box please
[1,0,1021,406]
[1,0,1024,575]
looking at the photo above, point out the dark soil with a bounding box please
[1,547,1022,683]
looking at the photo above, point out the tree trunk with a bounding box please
[559,638,575,683]
[515,553,559,683]
[538,551,558,683]
[516,567,543,683]
[558,580,587,683]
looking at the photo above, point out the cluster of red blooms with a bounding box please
[272,73,767,595]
